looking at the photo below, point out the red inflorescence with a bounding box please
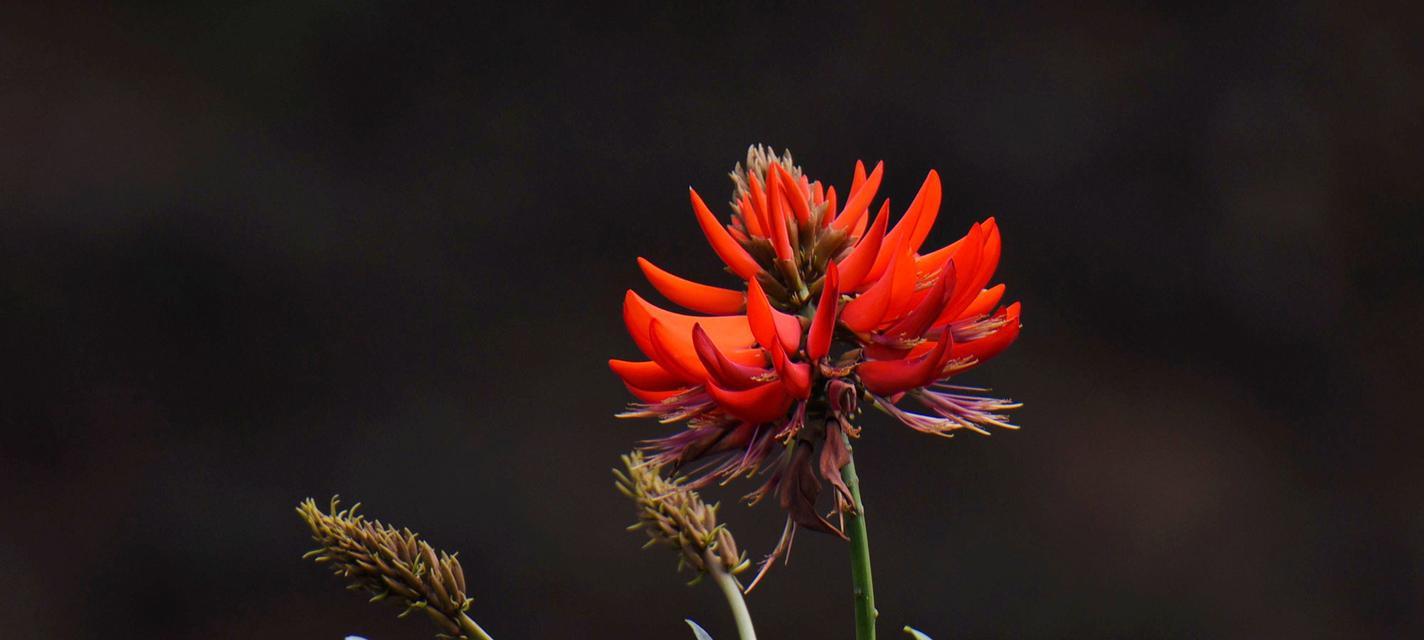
[611,146,1022,557]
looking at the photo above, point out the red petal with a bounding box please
[947,218,1001,320]
[624,290,756,350]
[738,194,765,237]
[905,170,942,254]
[705,379,794,424]
[856,337,951,396]
[837,200,890,292]
[831,161,884,232]
[770,341,812,399]
[959,283,1006,319]
[773,163,812,225]
[885,259,955,340]
[746,279,803,354]
[806,261,840,361]
[692,324,770,390]
[866,171,939,283]
[624,383,689,403]
[951,302,1021,364]
[933,223,987,324]
[637,258,745,315]
[608,359,684,391]
[765,168,794,262]
[647,318,708,382]
[748,174,770,239]
[689,188,762,280]
[840,245,911,333]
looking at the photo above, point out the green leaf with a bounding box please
[685,619,715,640]
[903,626,934,640]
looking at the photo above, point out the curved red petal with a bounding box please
[849,160,867,198]
[624,290,756,349]
[837,200,890,292]
[647,318,708,383]
[905,170,943,254]
[948,218,1001,320]
[866,172,939,283]
[840,245,911,333]
[637,257,746,315]
[934,223,987,324]
[748,173,770,238]
[608,359,685,391]
[705,379,795,424]
[689,188,762,280]
[770,341,812,399]
[766,170,793,262]
[746,279,803,354]
[623,383,690,404]
[692,324,770,390]
[738,194,765,237]
[831,161,884,232]
[959,283,1006,319]
[885,259,955,340]
[856,337,951,396]
[951,302,1021,364]
[806,261,841,361]
[773,163,812,225]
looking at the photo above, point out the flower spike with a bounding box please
[613,146,1023,579]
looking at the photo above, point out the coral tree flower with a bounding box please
[611,146,1022,552]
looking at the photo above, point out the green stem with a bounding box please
[842,440,877,640]
[707,552,758,640]
[456,611,495,640]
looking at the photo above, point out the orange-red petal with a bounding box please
[637,257,745,315]
[746,279,802,354]
[837,200,890,292]
[624,383,689,404]
[856,337,951,396]
[692,324,769,390]
[841,245,910,333]
[831,161,884,233]
[705,379,794,424]
[770,341,811,399]
[951,302,1021,364]
[647,318,708,383]
[773,163,812,225]
[624,290,756,350]
[904,170,943,254]
[765,169,794,262]
[806,261,840,361]
[959,283,1006,319]
[866,172,939,283]
[689,188,762,280]
[608,359,685,391]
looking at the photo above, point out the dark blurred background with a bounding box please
[3,2,1421,638]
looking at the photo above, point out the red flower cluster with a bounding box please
[611,147,1021,545]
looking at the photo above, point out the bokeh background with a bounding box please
[4,2,1421,638]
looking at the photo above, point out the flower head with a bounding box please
[611,146,1022,539]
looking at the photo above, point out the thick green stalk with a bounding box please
[707,551,758,640]
[842,441,877,640]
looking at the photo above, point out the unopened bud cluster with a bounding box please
[297,498,478,639]
[615,452,750,578]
